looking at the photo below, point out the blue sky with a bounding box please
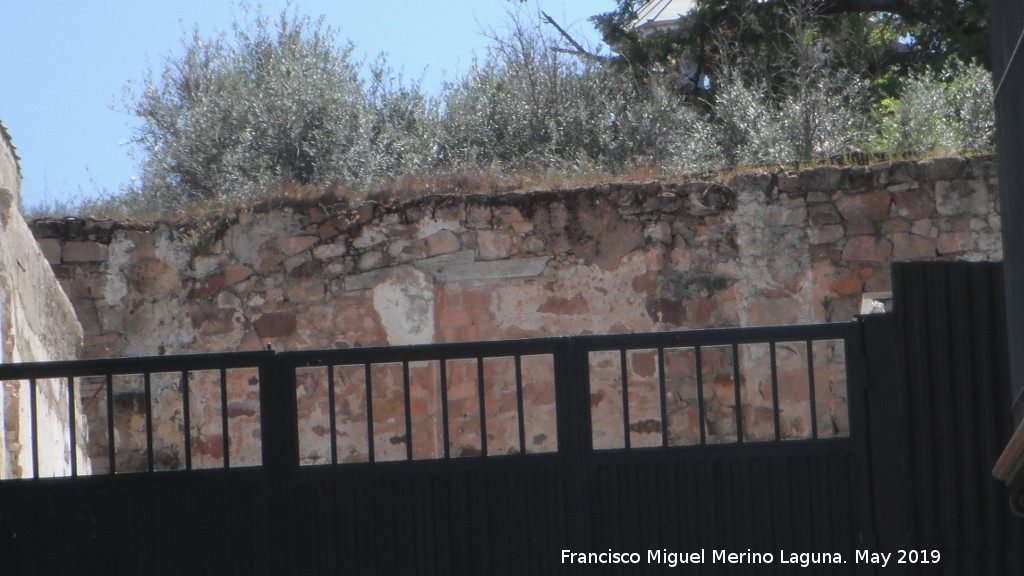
[1,1,606,211]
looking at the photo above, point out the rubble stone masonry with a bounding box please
[30,155,1003,469]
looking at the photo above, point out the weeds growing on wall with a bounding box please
[36,3,994,219]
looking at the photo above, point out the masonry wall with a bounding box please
[31,155,1003,469]
[0,121,87,479]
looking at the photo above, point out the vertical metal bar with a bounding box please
[514,355,526,455]
[477,357,488,457]
[769,342,781,441]
[327,365,338,465]
[732,343,744,443]
[620,349,631,449]
[181,370,192,471]
[364,363,375,463]
[106,373,115,474]
[806,340,819,440]
[29,378,39,479]
[220,367,230,469]
[256,351,300,576]
[67,376,77,477]
[657,348,668,448]
[695,346,707,445]
[403,360,413,461]
[440,359,450,459]
[144,372,154,472]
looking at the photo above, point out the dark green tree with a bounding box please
[590,0,989,84]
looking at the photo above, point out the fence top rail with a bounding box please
[573,321,860,352]
[0,349,275,381]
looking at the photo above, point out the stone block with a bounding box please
[313,243,346,260]
[808,203,841,226]
[829,274,863,296]
[727,172,772,195]
[844,219,878,236]
[842,236,892,262]
[917,156,967,181]
[63,241,107,262]
[799,166,842,191]
[223,265,253,286]
[644,221,673,245]
[353,227,387,249]
[808,224,844,245]
[937,231,975,254]
[477,229,515,260]
[881,218,911,234]
[281,235,318,256]
[36,238,62,264]
[910,220,937,238]
[425,229,461,256]
[892,233,937,260]
[892,187,934,219]
[835,189,891,221]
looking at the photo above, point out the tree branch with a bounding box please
[540,11,608,62]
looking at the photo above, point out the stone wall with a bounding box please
[0,121,87,478]
[31,155,1002,469]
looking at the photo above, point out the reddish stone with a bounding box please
[892,187,934,219]
[190,274,224,300]
[829,275,863,296]
[316,220,336,240]
[353,202,376,224]
[63,241,107,262]
[844,219,878,236]
[223,265,253,286]
[253,312,298,338]
[937,232,974,254]
[842,236,892,262]
[538,295,590,315]
[808,203,841,226]
[194,435,224,460]
[630,351,657,378]
[835,189,891,221]
[631,272,657,295]
[892,233,937,260]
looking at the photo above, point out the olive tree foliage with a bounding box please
[126,7,437,208]
[869,58,994,154]
[437,10,689,172]
[675,4,871,170]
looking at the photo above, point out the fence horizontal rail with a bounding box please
[0,349,275,380]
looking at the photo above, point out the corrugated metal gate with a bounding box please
[0,261,1021,575]
[0,323,872,575]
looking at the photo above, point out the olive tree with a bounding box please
[127,8,375,207]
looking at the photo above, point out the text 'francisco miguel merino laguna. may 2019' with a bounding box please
[560,548,942,569]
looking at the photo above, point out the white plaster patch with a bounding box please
[104,232,135,307]
[155,226,191,272]
[372,267,435,345]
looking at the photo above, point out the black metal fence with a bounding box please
[0,322,869,575]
